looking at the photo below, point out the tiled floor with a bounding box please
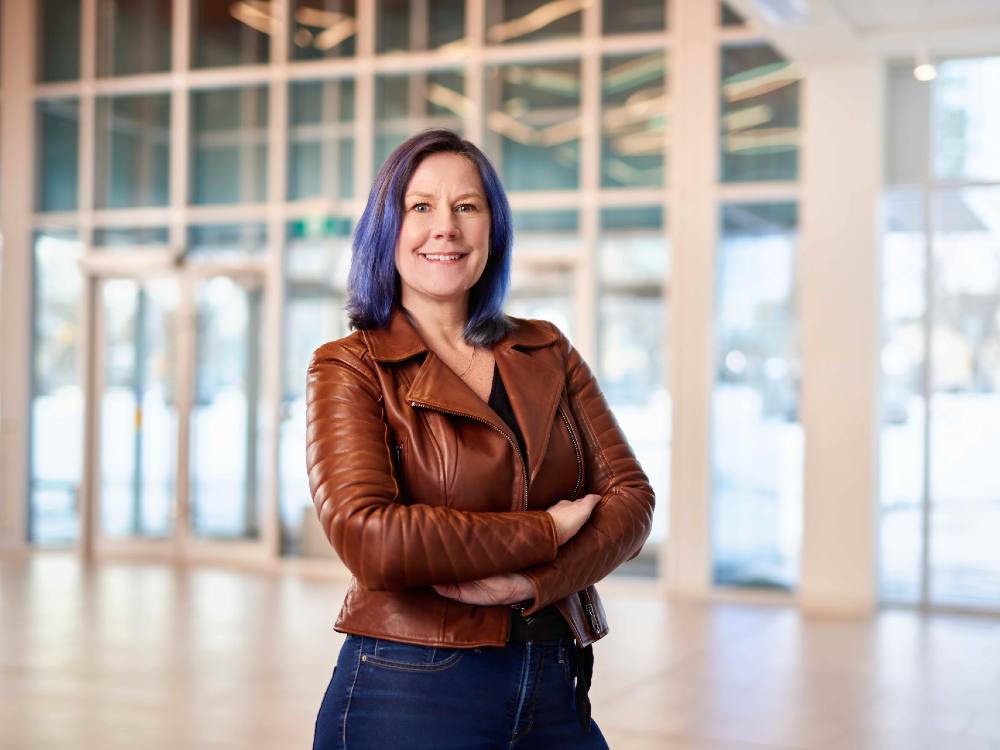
[2,553,999,749]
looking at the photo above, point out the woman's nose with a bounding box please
[432,211,460,239]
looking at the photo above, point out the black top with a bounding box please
[487,362,529,477]
[487,362,573,639]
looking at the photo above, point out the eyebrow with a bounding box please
[404,191,485,201]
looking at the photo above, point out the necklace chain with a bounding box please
[457,345,477,377]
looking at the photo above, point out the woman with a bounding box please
[306,128,654,749]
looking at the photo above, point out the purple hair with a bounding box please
[345,128,515,346]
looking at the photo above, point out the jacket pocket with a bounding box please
[557,403,584,499]
[393,441,405,475]
[391,440,408,502]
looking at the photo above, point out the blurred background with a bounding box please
[5,0,999,611]
[1,1,999,747]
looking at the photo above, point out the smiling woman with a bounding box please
[306,128,654,750]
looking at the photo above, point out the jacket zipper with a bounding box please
[557,405,583,499]
[579,588,600,635]
[393,442,403,472]
[407,400,529,511]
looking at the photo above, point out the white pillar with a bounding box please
[0,0,36,551]
[662,0,719,596]
[798,59,882,615]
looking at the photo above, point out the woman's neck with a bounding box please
[400,297,466,348]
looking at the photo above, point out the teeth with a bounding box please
[423,254,463,261]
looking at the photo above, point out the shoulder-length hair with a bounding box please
[345,128,515,346]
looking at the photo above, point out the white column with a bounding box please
[798,60,882,615]
[0,0,36,552]
[662,0,719,596]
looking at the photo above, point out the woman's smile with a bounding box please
[419,251,468,264]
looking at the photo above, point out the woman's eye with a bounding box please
[456,203,477,212]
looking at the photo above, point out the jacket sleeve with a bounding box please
[518,324,655,616]
[305,341,560,592]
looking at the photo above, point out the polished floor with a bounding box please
[2,553,999,750]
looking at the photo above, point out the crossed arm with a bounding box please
[305,326,655,606]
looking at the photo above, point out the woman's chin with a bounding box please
[406,281,476,303]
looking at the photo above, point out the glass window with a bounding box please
[598,206,670,550]
[928,186,1000,607]
[486,0,581,45]
[96,0,172,76]
[99,277,178,539]
[95,94,170,208]
[192,0,270,68]
[377,0,465,54]
[281,218,352,556]
[30,230,85,544]
[603,0,666,35]
[720,44,801,183]
[190,86,269,205]
[37,0,80,82]
[290,0,357,61]
[933,57,1000,183]
[289,79,355,202]
[36,99,80,212]
[879,188,926,603]
[190,275,265,539]
[511,209,579,257]
[187,223,267,258]
[93,227,171,248]
[601,52,667,188]
[484,61,581,191]
[374,70,464,170]
[507,265,575,337]
[712,202,801,589]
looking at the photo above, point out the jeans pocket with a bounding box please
[362,637,467,673]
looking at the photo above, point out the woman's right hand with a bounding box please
[545,493,601,546]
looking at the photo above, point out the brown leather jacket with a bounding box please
[305,302,655,648]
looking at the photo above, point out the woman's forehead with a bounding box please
[409,153,481,184]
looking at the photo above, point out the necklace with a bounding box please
[457,345,478,377]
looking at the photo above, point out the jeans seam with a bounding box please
[509,643,532,748]
[342,636,364,750]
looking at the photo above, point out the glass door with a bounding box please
[90,264,267,560]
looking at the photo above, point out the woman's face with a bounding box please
[394,152,492,310]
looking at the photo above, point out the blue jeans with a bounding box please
[313,634,611,749]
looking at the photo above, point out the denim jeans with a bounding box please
[312,634,611,750]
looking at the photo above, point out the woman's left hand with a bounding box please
[432,572,534,606]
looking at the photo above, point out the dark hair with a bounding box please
[345,128,515,346]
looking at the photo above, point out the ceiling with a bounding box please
[726,0,1000,63]
[831,0,1000,33]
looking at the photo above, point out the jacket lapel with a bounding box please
[495,347,564,487]
[363,303,564,489]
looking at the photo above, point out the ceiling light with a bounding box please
[913,42,936,81]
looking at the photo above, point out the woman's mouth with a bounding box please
[419,253,467,264]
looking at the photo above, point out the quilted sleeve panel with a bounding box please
[305,340,560,592]
[518,324,655,616]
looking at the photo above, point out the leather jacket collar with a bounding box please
[363,302,559,363]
